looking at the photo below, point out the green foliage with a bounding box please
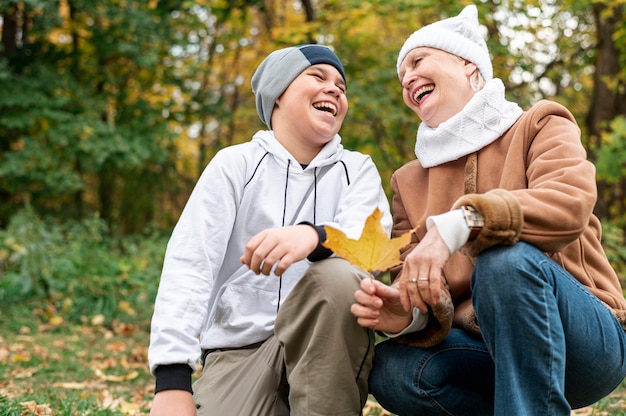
[0,206,66,297]
[0,0,180,232]
[0,0,624,232]
[596,116,626,183]
[595,116,626,231]
[0,207,166,327]
[0,62,86,216]
[0,0,625,245]
[602,219,626,285]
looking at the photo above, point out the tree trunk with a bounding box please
[587,3,626,221]
[1,2,18,58]
[67,0,84,218]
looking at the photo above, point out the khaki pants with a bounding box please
[193,258,374,416]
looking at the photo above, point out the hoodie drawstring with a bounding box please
[281,159,290,227]
[277,159,291,313]
[313,167,318,223]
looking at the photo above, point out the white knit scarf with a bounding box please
[414,78,523,168]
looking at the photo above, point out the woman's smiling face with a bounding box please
[398,47,477,128]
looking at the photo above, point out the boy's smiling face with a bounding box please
[271,63,348,160]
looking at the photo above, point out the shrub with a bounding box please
[0,207,167,326]
[602,220,626,288]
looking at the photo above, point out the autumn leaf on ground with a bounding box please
[94,367,139,382]
[322,208,415,273]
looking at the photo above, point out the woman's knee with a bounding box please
[473,242,545,289]
[475,242,524,273]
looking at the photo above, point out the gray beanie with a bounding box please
[396,5,493,82]
[251,44,346,128]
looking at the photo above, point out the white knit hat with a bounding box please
[396,5,493,81]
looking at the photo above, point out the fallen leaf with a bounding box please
[91,314,106,326]
[94,367,139,382]
[322,208,415,273]
[9,352,31,363]
[363,400,393,416]
[19,401,53,415]
[12,367,37,378]
[48,315,64,326]
[105,340,127,353]
[53,381,91,389]
[113,322,136,337]
[120,400,141,413]
[118,300,135,316]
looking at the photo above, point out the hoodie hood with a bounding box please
[251,130,344,169]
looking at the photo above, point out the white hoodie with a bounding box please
[149,130,391,373]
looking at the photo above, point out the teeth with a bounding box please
[413,85,434,104]
[313,102,337,116]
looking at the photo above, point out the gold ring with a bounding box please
[418,277,429,282]
[408,278,418,283]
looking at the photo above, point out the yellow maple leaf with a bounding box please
[322,208,415,273]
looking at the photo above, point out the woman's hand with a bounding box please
[351,278,413,333]
[398,225,450,314]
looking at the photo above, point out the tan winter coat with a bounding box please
[390,100,626,347]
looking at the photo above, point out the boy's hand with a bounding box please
[351,278,413,333]
[241,225,318,276]
[150,390,196,416]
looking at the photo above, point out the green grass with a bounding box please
[0,210,162,415]
[0,300,154,415]
[574,382,626,415]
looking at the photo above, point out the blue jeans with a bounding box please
[370,242,626,416]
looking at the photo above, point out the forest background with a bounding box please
[1,0,626,414]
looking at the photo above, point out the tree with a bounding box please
[587,1,626,229]
[1,0,626,237]
[0,0,182,233]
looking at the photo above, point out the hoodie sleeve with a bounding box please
[148,148,246,379]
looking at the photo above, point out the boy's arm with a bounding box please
[149,150,243,397]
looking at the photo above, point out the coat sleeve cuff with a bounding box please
[299,222,333,262]
[154,364,193,394]
[382,307,429,338]
[452,189,523,257]
[426,209,470,255]
[395,289,454,348]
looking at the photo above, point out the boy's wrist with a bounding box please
[299,222,334,262]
